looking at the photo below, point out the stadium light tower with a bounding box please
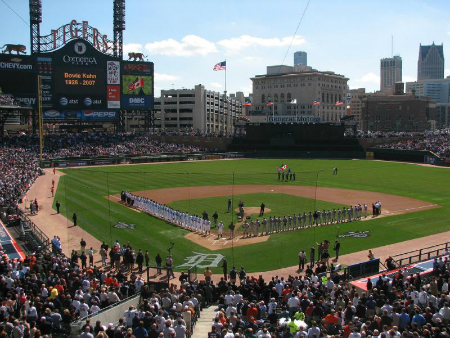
[113,0,126,59]
[29,0,42,54]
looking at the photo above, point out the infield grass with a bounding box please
[54,159,450,273]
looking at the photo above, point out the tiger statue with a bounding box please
[1,44,26,55]
[128,52,147,61]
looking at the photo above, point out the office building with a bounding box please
[418,43,444,80]
[406,77,450,128]
[250,66,349,123]
[380,56,402,93]
[348,88,368,129]
[362,94,435,132]
[294,51,307,67]
[153,85,243,134]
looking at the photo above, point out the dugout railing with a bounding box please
[391,241,450,267]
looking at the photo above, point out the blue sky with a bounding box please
[1,0,449,96]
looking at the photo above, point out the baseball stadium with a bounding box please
[1,1,450,338]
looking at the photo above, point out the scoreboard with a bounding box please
[55,68,104,95]
[0,38,154,121]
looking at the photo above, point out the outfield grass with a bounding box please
[54,159,450,273]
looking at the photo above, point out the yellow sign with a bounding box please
[366,152,374,160]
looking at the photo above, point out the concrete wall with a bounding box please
[70,294,141,337]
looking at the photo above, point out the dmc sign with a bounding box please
[129,98,145,104]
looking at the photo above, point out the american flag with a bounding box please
[213,61,226,71]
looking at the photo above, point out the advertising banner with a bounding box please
[0,54,37,107]
[366,151,374,160]
[121,61,154,109]
[107,85,120,109]
[107,61,120,85]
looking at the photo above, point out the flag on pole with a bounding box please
[244,101,252,106]
[277,164,288,172]
[266,101,274,106]
[313,100,321,105]
[335,100,344,106]
[128,77,144,92]
[213,61,226,71]
[290,99,297,104]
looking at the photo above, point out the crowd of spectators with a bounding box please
[0,94,20,107]
[207,256,450,338]
[0,236,209,338]
[0,132,209,209]
[1,132,207,159]
[151,130,242,138]
[374,131,450,158]
[0,148,41,209]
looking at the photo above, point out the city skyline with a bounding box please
[0,0,449,96]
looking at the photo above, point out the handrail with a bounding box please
[16,209,51,252]
[391,242,450,258]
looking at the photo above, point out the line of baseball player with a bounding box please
[240,203,371,237]
[125,192,215,235]
[125,192,377,238]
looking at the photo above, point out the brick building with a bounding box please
[362,94,436,132]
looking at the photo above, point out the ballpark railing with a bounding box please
[392,241,450,267]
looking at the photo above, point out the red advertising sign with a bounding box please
[107,85,120,108]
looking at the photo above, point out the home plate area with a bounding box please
[206,234,240,246]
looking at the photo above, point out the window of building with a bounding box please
[261,94,265,103]
[287,93,291,102]
[274,94,279,102]
[280,93,285,102]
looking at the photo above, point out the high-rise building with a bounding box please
[294,51,307,67]
[406,77,450,128]
[418,43,444,80]
[380,56,402,93]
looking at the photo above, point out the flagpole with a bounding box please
[224,59,227,96]
[224,59,227,133]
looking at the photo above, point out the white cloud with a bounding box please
[242,56,262,62]
[217,35,306,54]
[210,82,223,89]
[123,43,143,57]
[145,35,217,56]
[356,72,380,85]
[403,75,416,82]
[154,86,162,97]
[240,86,252,96]
[155,73,179,82]
[445,69,450,77]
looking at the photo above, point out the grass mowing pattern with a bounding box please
[54,159,450,273]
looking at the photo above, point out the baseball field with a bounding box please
[53,158,449,273]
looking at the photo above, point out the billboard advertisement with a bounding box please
[43,110,117,121]
[0,54,37,107]
[121,61,154,109]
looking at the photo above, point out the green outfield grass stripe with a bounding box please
[55,159,450,273]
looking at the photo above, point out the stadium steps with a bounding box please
[191,305,217,338]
